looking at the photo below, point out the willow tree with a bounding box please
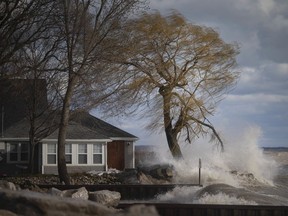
[116,12,240,159]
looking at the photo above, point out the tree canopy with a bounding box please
[110,11,240,158]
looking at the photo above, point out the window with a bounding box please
[78,144,87,164]
[8,142,29,163]
[9,143,18,162]
[93,143,103,164]
[47,143,56,164]
[65,144,72,164]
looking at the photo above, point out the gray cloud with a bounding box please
[151,0,288,64]
[110,0,288,148]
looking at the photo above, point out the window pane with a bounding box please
[47,155,56,164]
[10,143,18,153]
[78,154,87,164]
[48,144,56,153]
[93,144,102,153]
[65,155,72,164]
[93,154,102,164]
[10,153,18,161]
[65,144,72,153]
[20,143,29,152]
[78,144,87,153]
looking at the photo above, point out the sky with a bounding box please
[102,0,288,148]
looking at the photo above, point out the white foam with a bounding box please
[196,192,258,205]
[145,125,284,205]
[150,125,278,187]
[156,186,257,205]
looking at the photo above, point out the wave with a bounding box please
[156,184,288,205]
[148,125,287,205]
[152,126,278,187]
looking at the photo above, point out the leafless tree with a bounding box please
[0,0,55,74]
[108,11,240,159]
[54,0,146,184]
[0,0,64,173]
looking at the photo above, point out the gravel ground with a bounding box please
[0,172,122,190]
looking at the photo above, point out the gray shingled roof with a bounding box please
[1,112,138,141]
[70,112,138,140]
[44,121,110,140]
[2,118,31,138]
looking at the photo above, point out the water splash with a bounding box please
[151,125,277,187]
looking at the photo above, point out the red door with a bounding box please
[107,141,125,170]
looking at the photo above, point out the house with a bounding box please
[0,79,138,175]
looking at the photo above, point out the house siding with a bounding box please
[0,163,29,176]
[0,141,42,176]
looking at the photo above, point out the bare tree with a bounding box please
[16,46,62,173]
[0,0,54,73]
[110,11,240,159]
[1,0,64,173]
[54,0,146,184]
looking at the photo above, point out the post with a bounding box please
[1,105,4,138]
[199,158,201,186]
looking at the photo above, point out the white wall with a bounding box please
[124,141,135,169]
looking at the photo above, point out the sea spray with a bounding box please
[155,185,259,205]
[222,125,278,185]
[151,125,281,205]
[150,125,278,186]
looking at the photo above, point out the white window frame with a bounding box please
[93,143,104,165]
[47,143,57,164]
[7,142,29,163]
[78,144,88,164]
[43,142,105,166]
[65,144,72,164]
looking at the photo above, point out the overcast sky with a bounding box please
[104,0,288,148]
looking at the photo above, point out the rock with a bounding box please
[0,180,17,191]
[117,169,140,184]
[138,164,174,180]
[51,187,89,200]
[137,172,155,184]
[0,209,18,216]
[89,190,121,207]
[48,187,63,196]
[116,204,159,216]
[0,189,116,216]
[70,187,89,200]
[138,172,172,184]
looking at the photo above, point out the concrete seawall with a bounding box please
[119,203,288,216]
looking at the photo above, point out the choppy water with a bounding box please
[149,126,288,205]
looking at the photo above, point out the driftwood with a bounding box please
[137,164,174,180]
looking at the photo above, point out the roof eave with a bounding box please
[40,138,112,143]
[0,137,29,141]
[110,137,139,141]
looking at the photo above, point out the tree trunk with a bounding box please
[57,77,76,185]
[28,107,36,174]
[160,86,183,160]
[165,125,183,159]
[29,142,35,174]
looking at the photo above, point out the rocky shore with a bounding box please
[0,182,159,216]
[0,172,121,188]
[0,165,174,190]
[0,170,162,216]
[0,166,174,215]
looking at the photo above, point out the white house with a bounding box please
[0,79,138,175]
